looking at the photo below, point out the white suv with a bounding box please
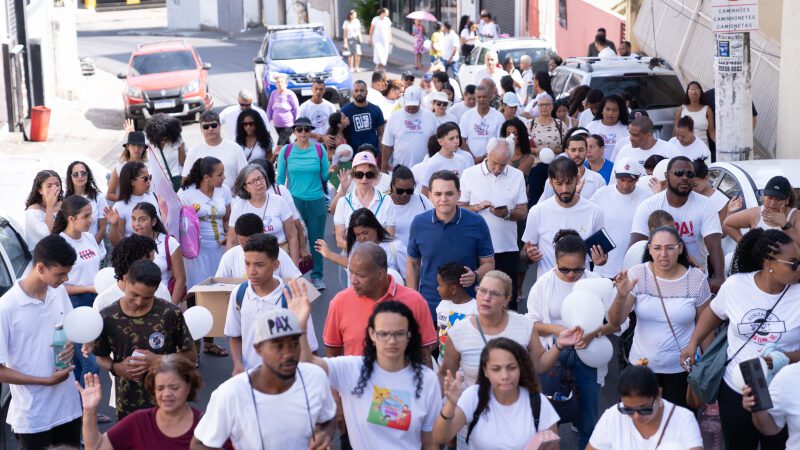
[458,37,554,91]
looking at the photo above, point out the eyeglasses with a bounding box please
[394,188,414,195]
[670,169,695,178]
[246,176,266,187]
[242,121,256,128]
[617,400,656,416]
[648,244,681,253]
[353,171,376,180]
[539,103,554,108]
[557,266,586,274]
[201,123,219,130]
[477,287,505,299]
[239,103,252,108]
[434,101,448,107]
[294,127,312,133]
[775,259,800,271]
[138,175,153,182]
[374,330,410,342]
[71,171,88,178]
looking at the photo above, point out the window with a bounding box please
[131,51,198,76]
[467,47,482,65]
[717,173,742,205]
[0,218,30,296]
[563,73,584,98]
[550,70,570,97]
[589,74,684,110]
[498,48,550,71]
[558,0,567,28]
[271,37,338,60]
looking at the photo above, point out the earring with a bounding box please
[769,268,774,273]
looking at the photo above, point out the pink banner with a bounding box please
[147,147,181,238]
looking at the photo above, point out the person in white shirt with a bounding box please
[474,50,508,87]
[448,84,476,122]
[430,91,458,125]
[630,156,725,291]
[216,213,302,281]
[587,363,703,450]
[519,55,534,105]
[389,166,432,246]
[440,22,461,76]
[421,122,474,194]
[298,79,337,142]
[595,34,617,59]
[24,170,63,250]
[668,116,711,161]
[381,86,438,171]
[193,307,336,450]
[743,362,800,450]
[459,138,527,305]
[587,95,630,160]
[541,134,606,200]
[288,279,443,450]
[181,110,248,192]
[219,89,270,141]
[477,12,496,39]
[342,10,363,71]
[611,117,679,179]
[107,161,161,244]
[459,85,505,163]
[523,157,607,279]
[65,161,107,244]
[0,235,82,448]
[433,337,561,449]
[367,70,388,106]
[590,159,652,278]
[578,89,604,128]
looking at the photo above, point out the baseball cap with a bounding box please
[352,151,378,168]
[502,92,521,107]
[403,86,423,106]
[402,70,415,81]
[430,91,450,104]
[615,157,642,177]
[764,176,792,200]
[252,308,303,345]
[423,72,433,82]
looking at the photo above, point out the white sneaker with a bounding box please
[311,278,326,291]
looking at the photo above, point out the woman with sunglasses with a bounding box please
[277,117,330,289]
[420,123,473,196]
[66,161,108,244]
[390,165,431,246]
[608,226,711,409]
[526,229,622,449]
[24,169,63,249]
[267,73,299,146]
[106,161,160,245]
[107,130,150,202]
[680,228,800,449]
[724,175,800,245]
[433,338,560,449]
[235,108,272,163]
[587,362,702,450]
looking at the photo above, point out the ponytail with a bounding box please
[182,156,222,189]
[52,195,91,235]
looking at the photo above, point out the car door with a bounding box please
[710,168,745,255]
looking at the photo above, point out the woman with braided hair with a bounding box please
[145,113,186,191]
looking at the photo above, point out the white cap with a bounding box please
[252,308,304,345]
[502,92,521,107]
[615,157,643,177]
[403,86,423,106]
[430,91,450,104]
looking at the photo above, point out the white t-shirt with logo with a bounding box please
[765,362,800,450]
[182,140,248,192]
[590,184,652,277]
[668,137,711,161]
[215,245,301,281]
[298,99,337,136]
[393,194,432,246]
[522,196,604,279]
[631,191,722,271]
[60,232,106,287]
[459,107,505,158]
[436,299,477,365]
[611,140,680,179]
[587,120,630,161]
[229,195,294,243]
[711,273,800,393]
[194,363,336,450]
[178,186,231,245]
[382,109,439,168]
[325,355,442,450]
[589,399,702,450]
[421,152,474,188]
[457,386,559,450]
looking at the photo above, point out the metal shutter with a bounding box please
[480,0,514,37]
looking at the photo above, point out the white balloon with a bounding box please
[657,442,688,450]
[574,278,614,299]
[623,240,648,271]
[576,336,613,368]
[387,268,405,286]
[63,306,104,344]
[184,306,214,340]
[539,147,555,164]
[561,290,605,331]
[93,267,117,295]
[654,159,670,182]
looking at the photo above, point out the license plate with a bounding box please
[301,89,312,96]
[154,99,176,109]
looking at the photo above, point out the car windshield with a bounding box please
[590,74,684,109]
[498,48,550,72]
[271,36,337,60]
[130,50,197,76]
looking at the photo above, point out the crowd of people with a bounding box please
[2,12,799,450]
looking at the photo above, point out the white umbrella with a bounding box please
[406,11,438,22]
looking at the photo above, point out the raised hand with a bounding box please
[123,118,135,133]
[443,369,464,405]
[75,373,103,411]
[727,194,743,214]
[284,278,311,327]
[314,239,331,259]
[103,206,120,225]
[556,326,584,349]
[614,271,638,298]
[338,168,353,193]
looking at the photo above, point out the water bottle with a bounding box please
[53,324,69,370]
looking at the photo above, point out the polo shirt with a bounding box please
[585,159,614,184]
[407,207,494,311]
[322,277,437,355]
[459,162,528,253]
[0,283,82,433]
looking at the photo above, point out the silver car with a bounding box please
[458,37,554,92]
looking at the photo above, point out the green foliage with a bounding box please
[353,0,380,28]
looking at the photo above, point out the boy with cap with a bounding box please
[381,86,438,171]
[193,307,336,450]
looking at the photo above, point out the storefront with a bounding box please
[382,0,458,33]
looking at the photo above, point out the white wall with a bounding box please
[244,0,261,27]
[167,0,202,29]
[200,0,219,29]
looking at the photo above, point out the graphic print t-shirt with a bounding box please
[342,102,386,151]
[436,299,477,365]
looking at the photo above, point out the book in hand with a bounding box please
[584,228,616,255]
[525,429,560,449]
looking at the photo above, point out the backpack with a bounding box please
[234,281,288,311]
[284,142,328,194]
[178,205,201,259]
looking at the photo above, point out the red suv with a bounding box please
[117,40,211,128]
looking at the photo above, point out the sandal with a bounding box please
[97,413,112,424]
[203,343,229,357]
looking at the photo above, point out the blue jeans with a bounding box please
[446,58,460,78]
[293,197,327,280]
[562,348,600,450]
[69,293,100,387]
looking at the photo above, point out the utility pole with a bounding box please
[711,0,758,161]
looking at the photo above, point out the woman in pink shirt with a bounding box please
[266,73,299,146]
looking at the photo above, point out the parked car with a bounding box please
[551,57,684,139]
[117,40,211,129]
[458,37,554,92]
[253,24,353,107]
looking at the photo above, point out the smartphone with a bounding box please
[740,358,772,412]
[494,205,508,210]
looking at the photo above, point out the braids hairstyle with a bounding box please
[132,202,167,235]
[118,161,148,203]
[353,301,425,398]
[52,195,91,235]
[553,229,585,258]
[346,208,392,253]
[643,226,691,268]
[327,111,344,136]
[617,361,660,398]
[110,234,158,281]
[65,161,100,200]
[25,170,62,209]
[182,156,222,189]
[466,338,541,443]
[731,228,794,274]
[500,117,531,155]
[145,113,183,149]
[235,108,272,154]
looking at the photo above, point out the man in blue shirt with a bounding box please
[407,170,495,320]
[341,80,385,158]
[585,133,614,184]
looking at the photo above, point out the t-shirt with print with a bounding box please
[108,407,201,450]
[764,362,800,450]
[590,184,652,277]
[711,273,800,393]
[589,399,702,450]
[194,364,336,450]
[587,120,629,160]
[668,136,711,161]
[215,245,301,281]
[627,263,711,373]
[631,191,722,271]
[298,98,337,136]
[459,107,505,158]
[436,299,477,365]
[421,152,474,188]
[325,356,442,450]
[93,298,195,419]
[178,186,231,245]
[228,195,294,243]
[457,386,559,450]
[342,102,385,151]
[61,231,106,287]
[393,194,432,246]
[382,109,438,168]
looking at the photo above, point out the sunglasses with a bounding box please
[557,266,586,274]
[394,188,414,195]
[71,171,88,178]
[353,171,376,180]
[670,169,695,178]
[294,126,312,133]
[201,123,219,130]
[138,175,153,182]
[242,121,256,127]
[617,401,656,416]
[434,101,448,107]
[775,259,800,271]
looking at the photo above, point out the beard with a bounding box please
[667,181,691,197]
[354,95,367,103]
[557,191,576,204]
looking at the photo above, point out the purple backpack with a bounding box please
[179,205,200,259]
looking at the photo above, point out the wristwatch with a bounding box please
[503,211,512,220]
[781,221,792,231]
